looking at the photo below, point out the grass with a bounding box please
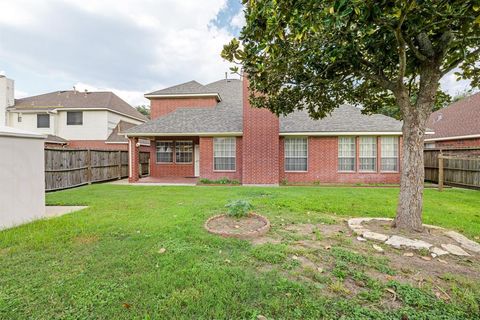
[0,184,479,319]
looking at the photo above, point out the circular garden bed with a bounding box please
[205,213,270,239]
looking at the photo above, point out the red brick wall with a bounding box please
[199,137,243,181]
[433,137,480,148]
[149,137,199,177]
[68,140,128,150]
[241,76,280,184]
[128,137,140,182]
[150,97,217,119]
[279,136,401,184]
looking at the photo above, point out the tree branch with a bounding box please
[357,58,396,91]
[405,36,427,61]
[394,0,414,87]
[441,47,480,76]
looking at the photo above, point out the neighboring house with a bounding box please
[125,77,404,185]
[0,77,148,150]
[425,92,480,148]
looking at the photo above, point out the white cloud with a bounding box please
[0,0,237,100]
[230,9,245,29]
[14,89,29,99]
[440,69,474,97]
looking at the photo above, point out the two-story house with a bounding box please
[0,76,148,150]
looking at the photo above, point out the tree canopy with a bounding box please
[222,0,480,119]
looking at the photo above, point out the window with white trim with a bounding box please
[156,141,173,163]
[214,137,236,171]
[359,136,377,172]
[67,111,83,125]
[175,141,193,163]
[284,137,308,171]
[381,137,399,171]
[338,137,356,171]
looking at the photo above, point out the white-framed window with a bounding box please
[359,136,377,172]
[37,114,50,128]
[17,113,22,122]
[338,137,356,172]
[175,141,193,163]
[156,141,173,163]
[284,137,308,171]
[381,136,399,172]
[214,137,236,171]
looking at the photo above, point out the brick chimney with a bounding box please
[241,75,280,185]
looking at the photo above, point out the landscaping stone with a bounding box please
[385,235,432,250]
[441,244,471,257]
[363,231,389,242]
[356,236,367,242]
[403,252,414,257]
[444,231,480,254]
[430,247,449,257]
[373,244,384,253]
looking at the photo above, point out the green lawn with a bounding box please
[0,185,479,319]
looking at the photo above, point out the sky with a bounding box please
[0,0,473,107]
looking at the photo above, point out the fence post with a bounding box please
[118,150,122,179]
[438,154,444,191]
[87,149,92,184]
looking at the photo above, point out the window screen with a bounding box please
[285,138,308,171]
[175,141,193,163]
[67,111,83,125]
[381,137,399,171]
[156,141,173,163]
[359,136,377,171]
[214,137,236,171]
[37,114,50,128]
[338,137,356,171]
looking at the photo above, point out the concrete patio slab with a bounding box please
[45,206,88,218]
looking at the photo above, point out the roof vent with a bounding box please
[73,86,77,94]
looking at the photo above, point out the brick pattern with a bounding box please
[149,137,199,177]
[150,97,217,119]
[128,137,140,182]
[279,136,401,184]
[199,136,243,181]
[241,76,280,184]
[64,140,150,152]
[433,137,480,148]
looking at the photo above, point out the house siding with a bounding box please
[199,136,243,181]
[150,97,218,120]
[279,136,401,184]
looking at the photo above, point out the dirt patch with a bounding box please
[205,213,270,239]
[73,234,99,245]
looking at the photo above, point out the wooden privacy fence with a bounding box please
[45,148,150,191]
[424,147,480,190]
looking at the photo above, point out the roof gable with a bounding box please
[145,80,221,100]
[427,92,480,140]
[13,91,148,121]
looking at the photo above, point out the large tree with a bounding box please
[222,0,480,231]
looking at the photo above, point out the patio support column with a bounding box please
[128,137,140,183]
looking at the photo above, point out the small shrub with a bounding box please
[280,178,289,186]
[225,200,253,218]
[199,177,240,185]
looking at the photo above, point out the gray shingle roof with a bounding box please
[126,79,402,135]
[145,80,220,97]
[127,79,242,134]
[280,105,403,133]
[12,91,148,121]
[45,134,68,144]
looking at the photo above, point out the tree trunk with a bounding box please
[393,102,431,232]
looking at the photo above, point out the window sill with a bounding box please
[338,171,356,173]
[359,171,378,174]
[380,171,399,174]
[285,170,308,173]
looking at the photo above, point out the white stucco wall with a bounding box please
[6,109,144,140]
[0,127,45,230]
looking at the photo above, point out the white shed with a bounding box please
[0,126,46,229]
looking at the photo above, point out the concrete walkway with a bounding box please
[45,206,88,218]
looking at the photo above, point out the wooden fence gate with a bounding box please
[424,147,480,190]
[45,148,150,191]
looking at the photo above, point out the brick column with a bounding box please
[241,75,280,185]
[128,137,140,183]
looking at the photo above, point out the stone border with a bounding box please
[348,217,480,257]
[204,213,271,239]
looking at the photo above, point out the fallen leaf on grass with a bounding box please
[122,303,131,309]
[438,258,448,264]
[403,252,414,257]
[386,288,397,301]
[421,256,432,261]
[158,248,166,254]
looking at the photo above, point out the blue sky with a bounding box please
[0,0,472,106]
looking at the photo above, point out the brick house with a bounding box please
[126,77,403,185]
[425,92,480,148]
